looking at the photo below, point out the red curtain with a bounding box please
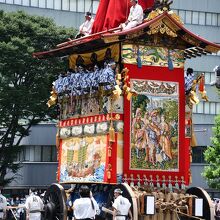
[92,0,130,33]
[139,0,155,11]
[92,0,155,33]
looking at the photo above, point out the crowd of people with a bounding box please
[67,185,132,220]
[53,61,117,96]
[1,185,133,220]
[0,188,44,220]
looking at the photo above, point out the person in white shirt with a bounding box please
[121,0,143,30]
[73,185,99,220]
[112,188,132,220]
[25,188,44,220]
[0,190,7,220]
[76,12,94,38]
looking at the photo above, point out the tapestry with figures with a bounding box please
[123,61,190,186]
[59,135,108,183]
[130,79,179,171]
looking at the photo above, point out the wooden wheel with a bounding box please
[186,186,215,220]
[44,183,67,220]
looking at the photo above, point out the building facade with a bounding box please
[0,0,220,197]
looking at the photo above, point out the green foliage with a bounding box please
[203,114,220,189]
[0,10,76,186]
[132,95,150,116]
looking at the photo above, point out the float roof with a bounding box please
[33,10,220,59]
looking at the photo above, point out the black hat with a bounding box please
[85,12,92,17]
[187,68,193,74]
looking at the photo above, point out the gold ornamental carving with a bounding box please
[144,9,163,21]
[147,21,177,37]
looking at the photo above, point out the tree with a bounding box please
[0,10,76,186]
[203,114,220,189]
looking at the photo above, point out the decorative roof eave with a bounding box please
[33,11,220,59]
[103,11,220,54]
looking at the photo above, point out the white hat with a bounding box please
[114,188,123,194]
[108,60,116,66]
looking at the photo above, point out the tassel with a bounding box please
[189,91,199,104]
[168,49,174,70]
[56,132,60,149]
[109,124,115,142]
[191,130,197,147]
[199,74,205,92]
[136,47,142,68]
[127,92,132,101]
[107,171,111,179]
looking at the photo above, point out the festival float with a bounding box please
[33,0,220,219]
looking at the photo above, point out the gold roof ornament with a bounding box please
[147,20,177,37]
[145,9,163,22]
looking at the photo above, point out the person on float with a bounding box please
[76,12,94,38]
[112,188,133,220]
[72,185,99,220]
[184,68,194,94]
[121,0,143,30]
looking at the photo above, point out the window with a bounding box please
[217,103,220,114]
[85,0,91,12]
[218,14,220,26]
[210,103,216,115]
[197,102,203,113]
[185,11,192,24]
[14,0,22,4]
[204,102,209,114]
[22,0,30,6]
[77,0,84,12]
[17,145,57,162]
[206,13,212,25]
[62,0,69,10]
[212,13,218,26]
[179,10,186,23]
[92,0,99,14]
[54,0,61,10]
[192,146,207,163]
[204,72,211,84]
[70,0,77,11]
[31,0,38,7]
[199,12,205,25]
[192,11,199,24]
[39,0,46,7]
[46,0,53,9]
[193,101,220,115]
[210,73,216,83]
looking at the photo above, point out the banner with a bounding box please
[59,135,108,183]
[123,59,190,185]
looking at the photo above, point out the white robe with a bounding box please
[79,18,94,36]
[123,4,143,30]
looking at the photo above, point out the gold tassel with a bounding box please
[56,132,60,149]
[191,130,197,147]
[127,92,132,101]
[189,172,192,184]
[109,122,115,142]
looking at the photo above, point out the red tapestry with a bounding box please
[123,64,190,186]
